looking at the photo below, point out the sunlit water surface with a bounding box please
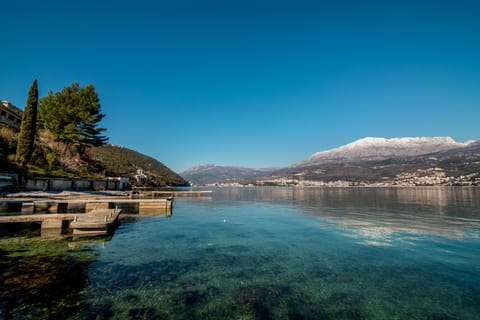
[1,187,480,319]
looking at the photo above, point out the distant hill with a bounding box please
[181,164,275,185]
[92,145,189,186]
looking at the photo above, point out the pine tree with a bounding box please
[16,79,38,167]
[38,83,108,156]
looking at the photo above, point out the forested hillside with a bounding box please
[0,127,188,187]
[92,145,188,186]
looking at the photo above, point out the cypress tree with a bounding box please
[16,79,38,167]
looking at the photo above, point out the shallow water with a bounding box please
[1,187,480,319]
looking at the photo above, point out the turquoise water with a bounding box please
[1,187,480,319]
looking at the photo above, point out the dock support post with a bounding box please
[21,202,34,213]
[41,218,63,238]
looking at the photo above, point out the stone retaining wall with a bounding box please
[25,178,125,191]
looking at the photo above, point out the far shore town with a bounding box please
[202,168,480,187]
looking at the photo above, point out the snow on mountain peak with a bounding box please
[295,136,468,167]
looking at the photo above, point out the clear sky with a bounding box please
[1,0,479,172]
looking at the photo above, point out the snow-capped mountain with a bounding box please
[181,137,479,185]
[294,137,472,167]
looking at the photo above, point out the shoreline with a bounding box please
[1,190,130,201]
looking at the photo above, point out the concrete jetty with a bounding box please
[130,189,212,199]
[0,196,174,238]
[70,208,121,238]
[0,208,121,239]
[0,197,173,214]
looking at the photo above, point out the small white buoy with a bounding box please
[223,218,226,223]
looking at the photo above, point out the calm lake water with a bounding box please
[1,187,480,319]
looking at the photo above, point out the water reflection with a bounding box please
[210,187,480,241]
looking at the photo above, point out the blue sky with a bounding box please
[1,0,479,172]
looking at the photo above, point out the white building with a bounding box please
[0,100,23,131]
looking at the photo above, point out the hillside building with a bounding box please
[0,100,22,131]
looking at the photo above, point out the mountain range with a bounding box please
[181,137,480,185]
[294,137,471,167]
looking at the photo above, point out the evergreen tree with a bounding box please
[39,83,108,155]
[16,79,38,167]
